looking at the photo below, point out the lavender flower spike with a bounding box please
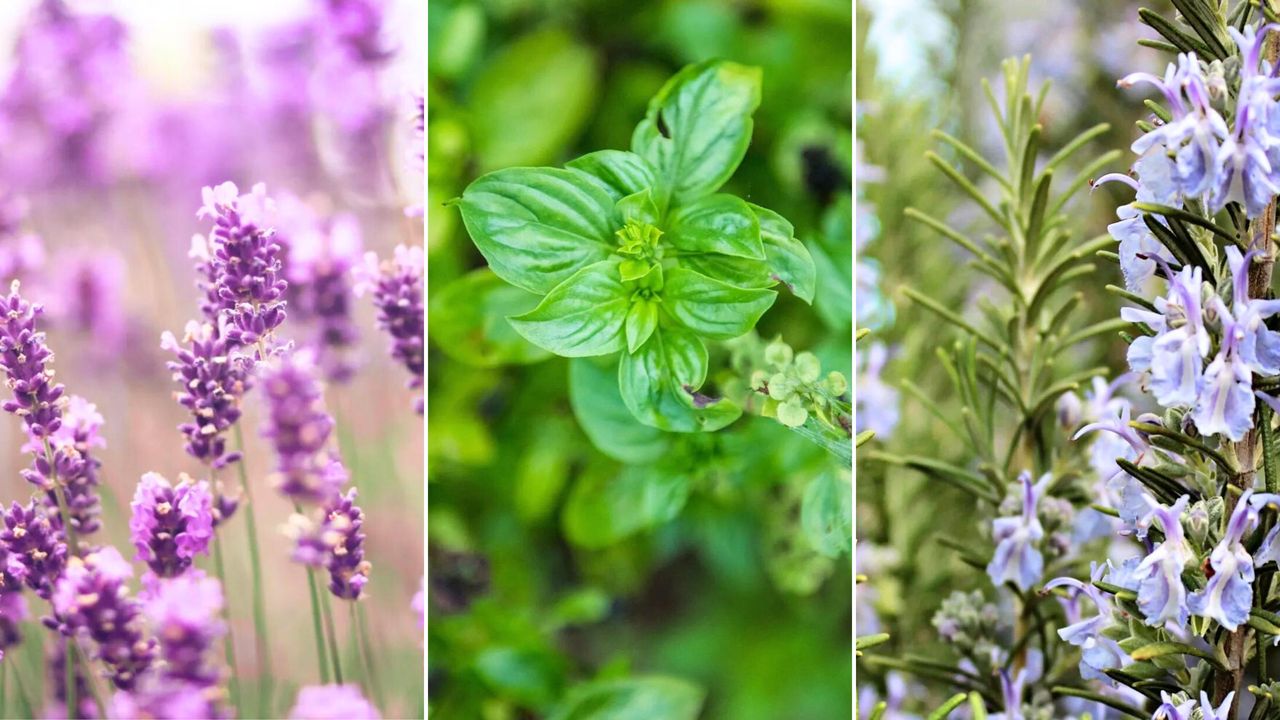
[54,545,155,689]
[1135,495,1193,628]
[293,488,370,600]
[353,244,424,413]
[261,350,347,503]
[289,684,381,720]
[1,500,65,599]
[129,472,215,579]
[162,321,248,469]
[21,395,105,536]
[0,279,64,437]
[1190,491,1258,631]
[193,182,287,353]
[986,472,1048,592]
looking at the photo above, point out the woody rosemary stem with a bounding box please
[233,424,274,718]
[1217,23,1280,713]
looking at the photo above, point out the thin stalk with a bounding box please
[1,650,7,718]
[212,534,242,713]
[233,424,273,719]
[9,655,32,720]
[319,593,344,684]
[354,603,385,709]
[304,564,331,684]
[42,440,81,720]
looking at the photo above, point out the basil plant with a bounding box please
[456,60,816,433]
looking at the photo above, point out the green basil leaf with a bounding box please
[662,268,776,340]
[508,260,629,357]
[631,60,762,203]
[469,29,598,171]
[751,203,816,304]
[566,150,667,210]
[666,193,763,260]
[427,268,551,367]
[562,464,690,549]
[677,253,773,289]
[625,299,659,352]
[568,357,670,464]
[618,328,741,432]
[459,167,616,294]
[800,471,852,558]
[616,189,661,226]
[474,647,563,710]
[548,676,704,720]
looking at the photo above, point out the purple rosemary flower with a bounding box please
[1153,692,1195,720]
[353,245,423,413]
[986,472,1048,592]
[162,321,248,469]
[293,488,370,600]
[1209,26,1280,217]
[1122,265,1209,408]
[1093,166,1175,291]
[1221,247,1280,375]
[129,472,215,579]
[1251,494,1280,568]
[192,182,287,353]
[278,196,363,382]
[1134,495,1193,628]
[22,395,104,536]
[143,570,225,695]
[855,342,899,439]
[260,350,347,503]
[0,280,64,438]
[1199,691,1234,720]
[989,648,1041,720]
[1045,564,1131,681]
[1,500,65,599]
[1189,491,1258,630]
[289,683,381,720]
[54,545,155,689]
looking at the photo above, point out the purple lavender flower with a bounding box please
[22,395,104,536]
[353,245,423,413]
[1134,495,1193,628]
[0,280,64,438]
[294,488,369,600]
[289,683,381,720]
[54,546,155,689]
[1122,265,1209,408]
[107,682,218,720]
[260,350,347,503]
[1,500,65,599]
[49,638,95,720]
[129,472,215,579]
[278,196,362,382]
[48,248,126,361]
[193,182,287,353]
[986,472,1047,592]
[1189,491,1257,631]
[1045,564,1130,681]
[0,580,27,655]
[162,321,248,469]
[144,571,225,692]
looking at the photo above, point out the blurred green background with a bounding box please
[426,0,853,718]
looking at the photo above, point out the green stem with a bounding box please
[354,603,385,709]
[9,655,32,720]
[212,534,242,713]
[65,638,76,720]
[42,440,80,720]
[304,564,331,684]
[320,593,344,685]
[233,425,273,718]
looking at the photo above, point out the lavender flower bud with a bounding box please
[293,488,369,600]
[129,472,215,579]
[353,245,423,413]
[162,321,248,469]
[289,683,381,720]
[0,280,64,437]
[260,350,346,503]
[193,182,287,353]
[54,546,155,689]
[144,571,225,691]
[1,500,66,599]
[22,395,105,536]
